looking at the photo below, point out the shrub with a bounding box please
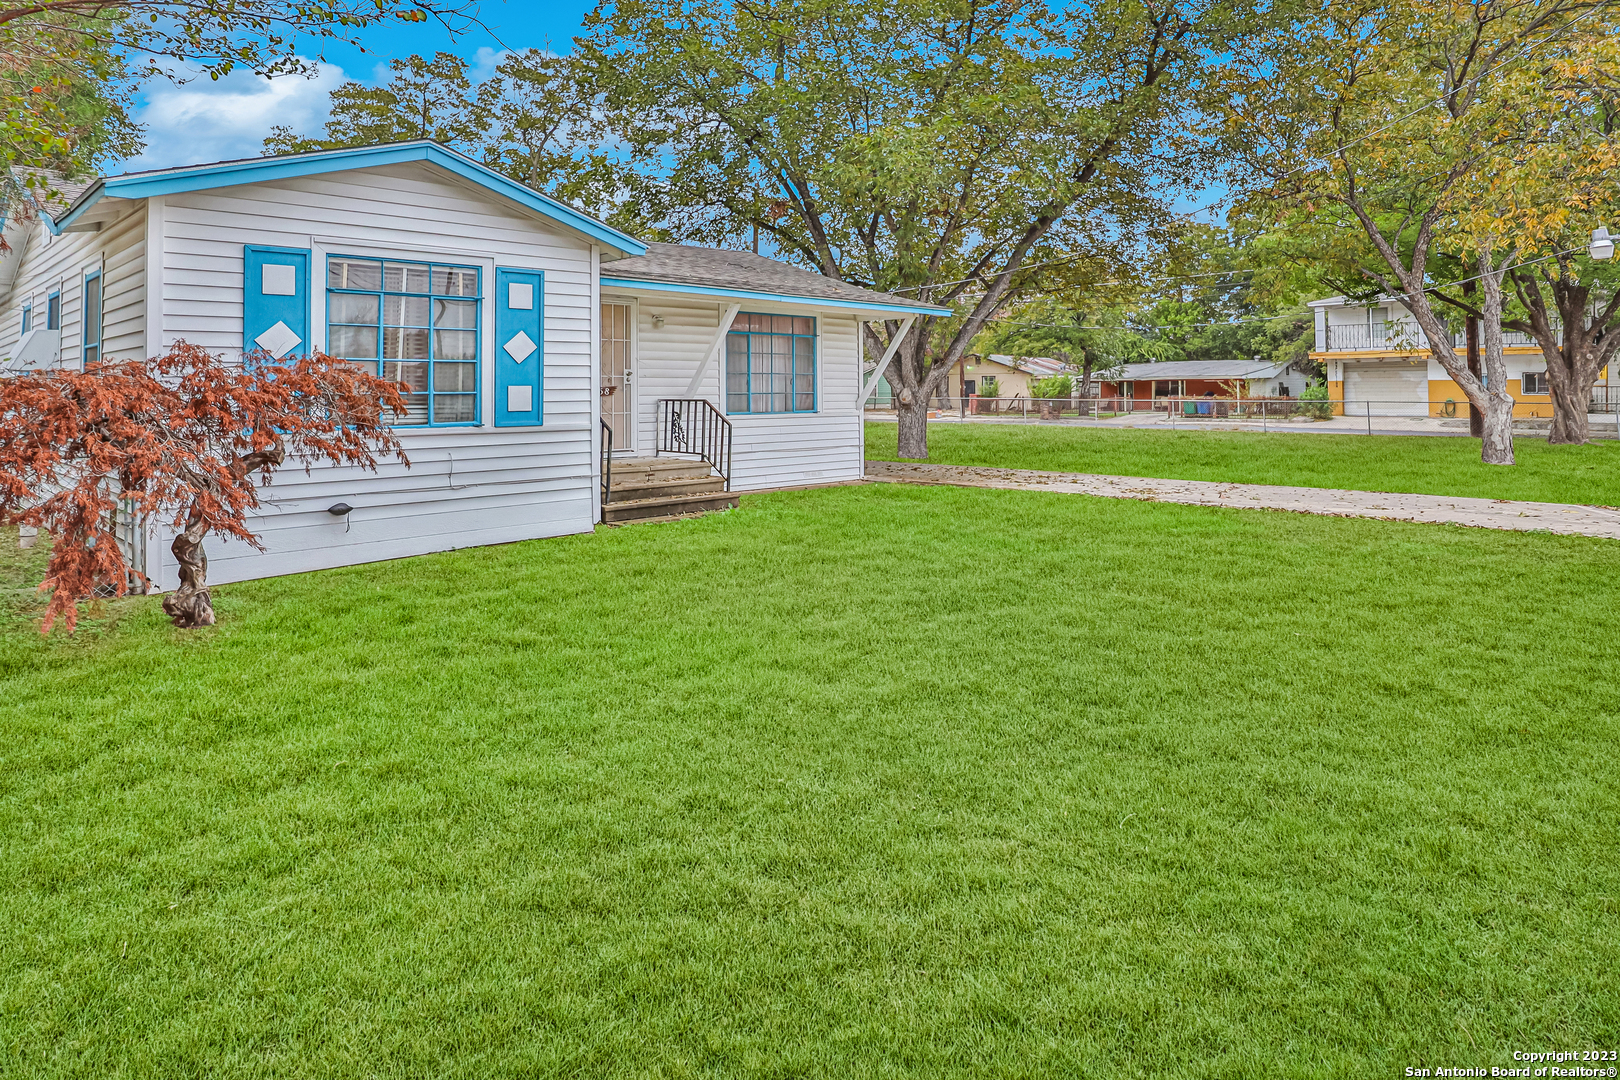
[1031,374,1073,399]
[1299,380,1332,420]
[979,376,1000,397]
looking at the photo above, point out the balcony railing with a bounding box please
[1325,324,1394,351]
[1327,323,1557,351]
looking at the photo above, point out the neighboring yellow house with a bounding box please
[956,354,1067,399]
[1308,296,1611,417]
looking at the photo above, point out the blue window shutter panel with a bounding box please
[494,268,544,427]
[243,245,311,364]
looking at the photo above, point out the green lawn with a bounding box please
[3,488,1618,1077]
[866,421,1620,505]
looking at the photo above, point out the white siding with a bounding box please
[147,161,600,588]
[613,294,865,491]
[0,204,146,366]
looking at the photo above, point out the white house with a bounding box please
[1308,295,1611,416]
[0,141,946,588]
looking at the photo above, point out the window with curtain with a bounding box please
[326,256,481,425]
[725,313,816,414]
[83,272,102,365]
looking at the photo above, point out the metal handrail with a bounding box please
[656,398,732,489]
[599,418,612,523]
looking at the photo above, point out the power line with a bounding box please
[989,247,1583,333]
[891,261,1266,296]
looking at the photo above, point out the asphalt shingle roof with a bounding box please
[601,242,947,313]
[1110,360,1291,381]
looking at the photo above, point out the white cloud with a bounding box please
[470,46,512,81]
[116,60,351,173]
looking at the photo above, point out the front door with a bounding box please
[600,301,634,451]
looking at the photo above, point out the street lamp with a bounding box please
[1592,227,1615,261]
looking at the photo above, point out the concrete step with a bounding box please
[608,476,727,502]
[602,490,739,523]
[608,456,716,484]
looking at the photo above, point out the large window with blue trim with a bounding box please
[326,256,481,425]
[725,312,816,414]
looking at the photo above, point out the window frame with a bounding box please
[324,254,483,428]
[724,311,818,416]
[82,270,103,366]
[1521,370,1549,396]
[46,290,60,331]
[20,301,30,335]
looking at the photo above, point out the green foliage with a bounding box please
[977,376,999,398]
[1297,380,1332,420]
[3,489,1618,1074]
[1,0,471,83]
[0,21,142,224]
[1030,374,1072,399]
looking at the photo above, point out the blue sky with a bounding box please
[113,2,597,173]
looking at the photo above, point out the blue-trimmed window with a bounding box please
[20,301,30,334]
[725,312,816,414]
[326,256,480,425]
[46,291,60,330]
[83,271,102,365]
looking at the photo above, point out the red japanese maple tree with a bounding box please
[0,342,408,632]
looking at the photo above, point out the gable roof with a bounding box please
[44,141,645,256]
[986,354,1069,378]
[601,242,951,317]
[1108,359,1292,382]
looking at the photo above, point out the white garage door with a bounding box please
[1344,362,1427,416]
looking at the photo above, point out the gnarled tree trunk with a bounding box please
[161,440,284,629]
[1547,376,1590,444]
[162,509,214,628]
[1511,268,1620,446]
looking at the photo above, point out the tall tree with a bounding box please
[264,48,625,214]
[1424,29,1620,444]
[979,300,1152,399]
[1228,0,1619,464]
[266,51,487,152]
[578,0,1262,458]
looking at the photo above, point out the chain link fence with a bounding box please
[864,394,1620,435]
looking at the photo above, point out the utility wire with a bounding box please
[991,246,1585,332]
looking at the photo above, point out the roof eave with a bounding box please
[600,274,952,316]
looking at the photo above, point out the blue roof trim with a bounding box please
[599,275,951,317]
[47,143,646,255]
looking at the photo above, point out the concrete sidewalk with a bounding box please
[865,460,1620,540]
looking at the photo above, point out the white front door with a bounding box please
[600,301,635,452]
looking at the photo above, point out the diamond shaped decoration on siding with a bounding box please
[254,320,302,360]
[504,330,537,364]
